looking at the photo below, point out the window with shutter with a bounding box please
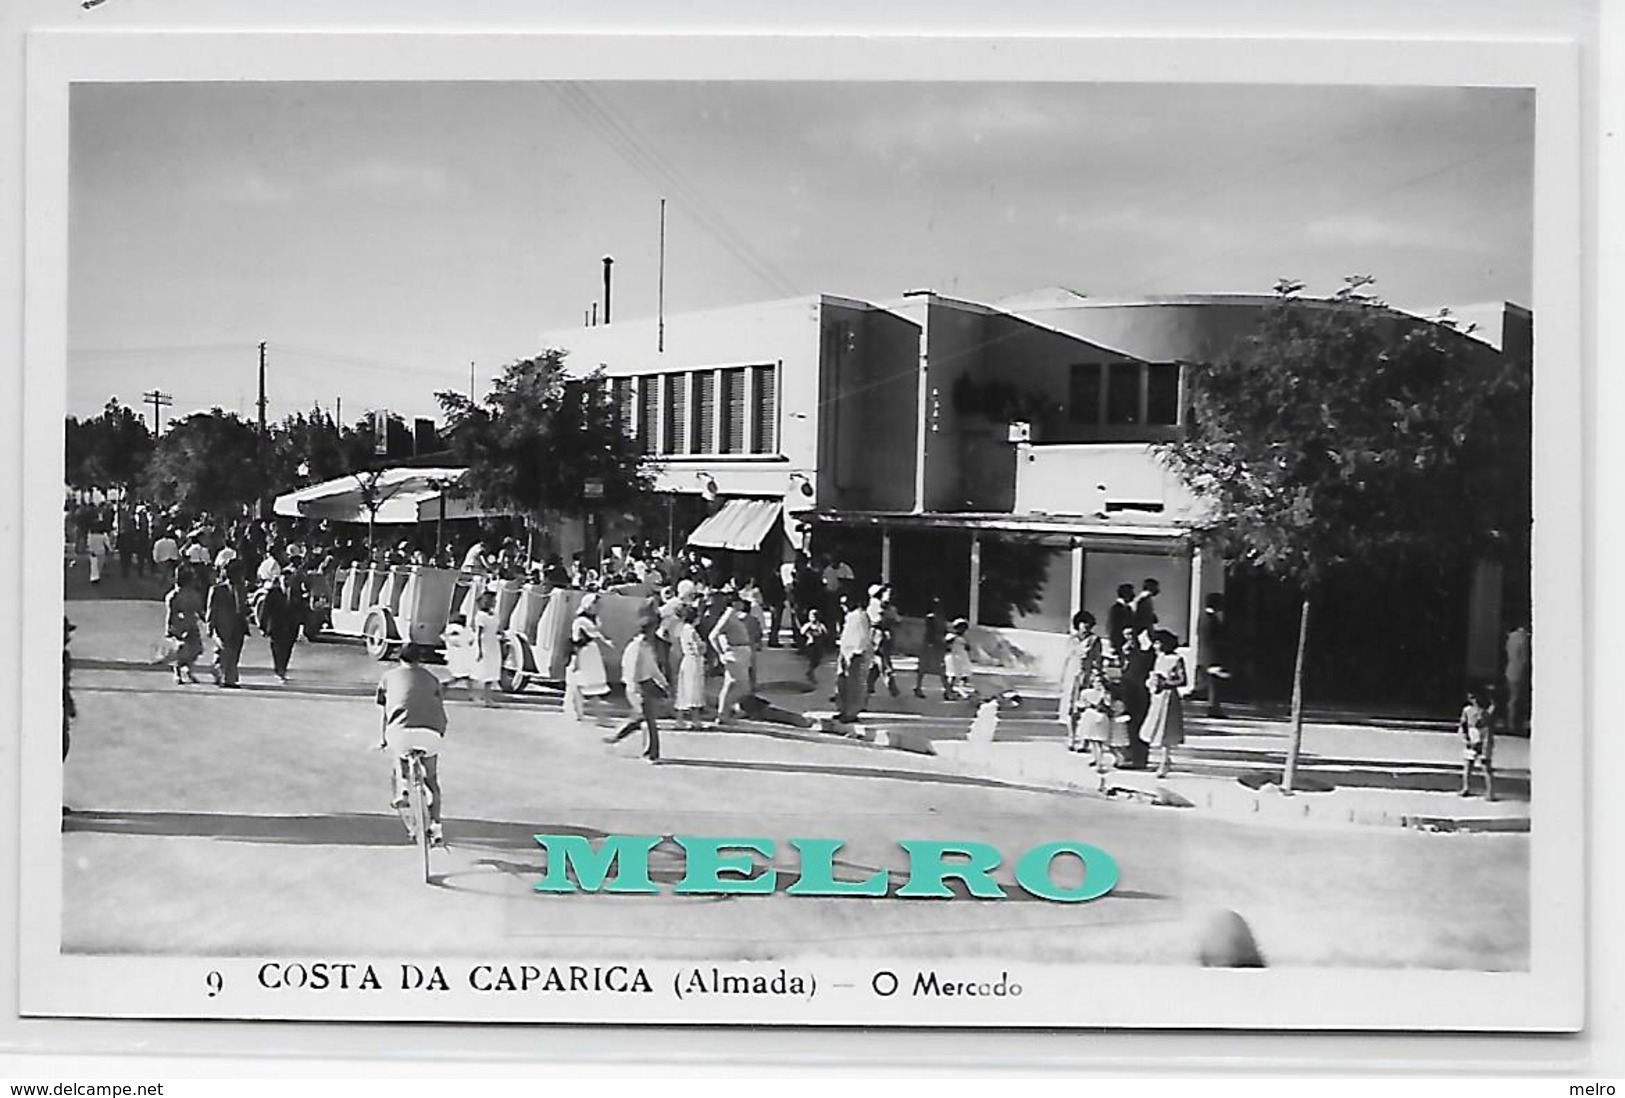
[694,371,717,454]
[638,376,659,455]
[663,373,687,455]
[751,364,778,454]
[611,377,634,437]
[720,367,746,454]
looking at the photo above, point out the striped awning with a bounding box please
[686,498,783,552]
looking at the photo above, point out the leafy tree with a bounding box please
[144,409,263,517]
[265,407,352,494]
[63,398,155,496]
[436,351,654,529]
[64,415,95,491]
[1159,277,1530,791]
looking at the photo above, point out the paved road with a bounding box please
[60,597,1529,969]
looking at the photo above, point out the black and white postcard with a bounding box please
[17,30,1586,1034]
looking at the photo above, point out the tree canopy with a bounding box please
[1157,276,1531,789]
[143,409,263,515]
[1159,277,1530,585]
[436,351,654,526]
[64,399,155,492]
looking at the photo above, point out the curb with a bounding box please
[929,742,1531,832]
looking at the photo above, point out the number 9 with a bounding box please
[205,970,223,997]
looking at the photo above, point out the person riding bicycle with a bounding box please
[375,643,447,846]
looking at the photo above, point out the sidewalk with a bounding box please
[750,646,1531,833]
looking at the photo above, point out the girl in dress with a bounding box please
[471,590,502,707]
[1142,630,1187,777]
[564,592,612,724]
[674,603,707,730]
[441,613,476,694]
[944,619,974,700]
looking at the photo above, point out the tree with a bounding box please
[64,399,156,497]
[265,407,353,494]
[436,351,654,530]
[144,409,263,517]
[1158,277,1530,791]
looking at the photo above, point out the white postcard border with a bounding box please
[17,30,1587,1033]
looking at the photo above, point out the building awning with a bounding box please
[686,498,783,552]
[272,467,508,525]
[795,509,1192,554]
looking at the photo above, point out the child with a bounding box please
[1458,686,1498,801]
[944,619,974,700]
[441,613,476,692]
[798,607,830,685]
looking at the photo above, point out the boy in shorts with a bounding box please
[1457,685,1497,802]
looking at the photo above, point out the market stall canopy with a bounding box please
[272,467,505,524]
[685,498,782,552]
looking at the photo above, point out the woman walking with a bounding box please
[563,592,612,723]
[1142,630,1188,777]
[673,603,707,729]
[709,592,754,726]
[163,564,205,685]
[471,590,503,707]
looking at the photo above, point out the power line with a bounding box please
[549,83,800,300]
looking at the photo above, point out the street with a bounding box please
[58,595,1529,970]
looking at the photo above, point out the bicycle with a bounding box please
[389,747,436,884]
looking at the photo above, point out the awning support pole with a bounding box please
[1188,545,1206,669]
[1070,544,1085,616]
[968,533,982,625]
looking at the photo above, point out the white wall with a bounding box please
[540,295,829,502]
[1014,442,1206,518]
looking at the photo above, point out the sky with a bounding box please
[67,81,1534,425]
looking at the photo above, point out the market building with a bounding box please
[543,288,1530,706]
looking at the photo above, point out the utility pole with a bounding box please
[335,396,342,428]
[658,198,666,353]
[469,361,475,403]
[141,389,173,434]
[257,341,268,436]
[255,341,268,521]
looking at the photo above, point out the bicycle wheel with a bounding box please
[412,762,432,884]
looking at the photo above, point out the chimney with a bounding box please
[602,255,614,325]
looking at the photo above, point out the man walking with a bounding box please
[206,561,249,688]
[85,524,111,585]
[1107,584,1137,659]
[1132,578,1161,648]
[603,614,668,762]
[259,567,307,683]
[834,596,876,724]
[151,526,181,585]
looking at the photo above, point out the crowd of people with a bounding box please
[1053,579,1203,780]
